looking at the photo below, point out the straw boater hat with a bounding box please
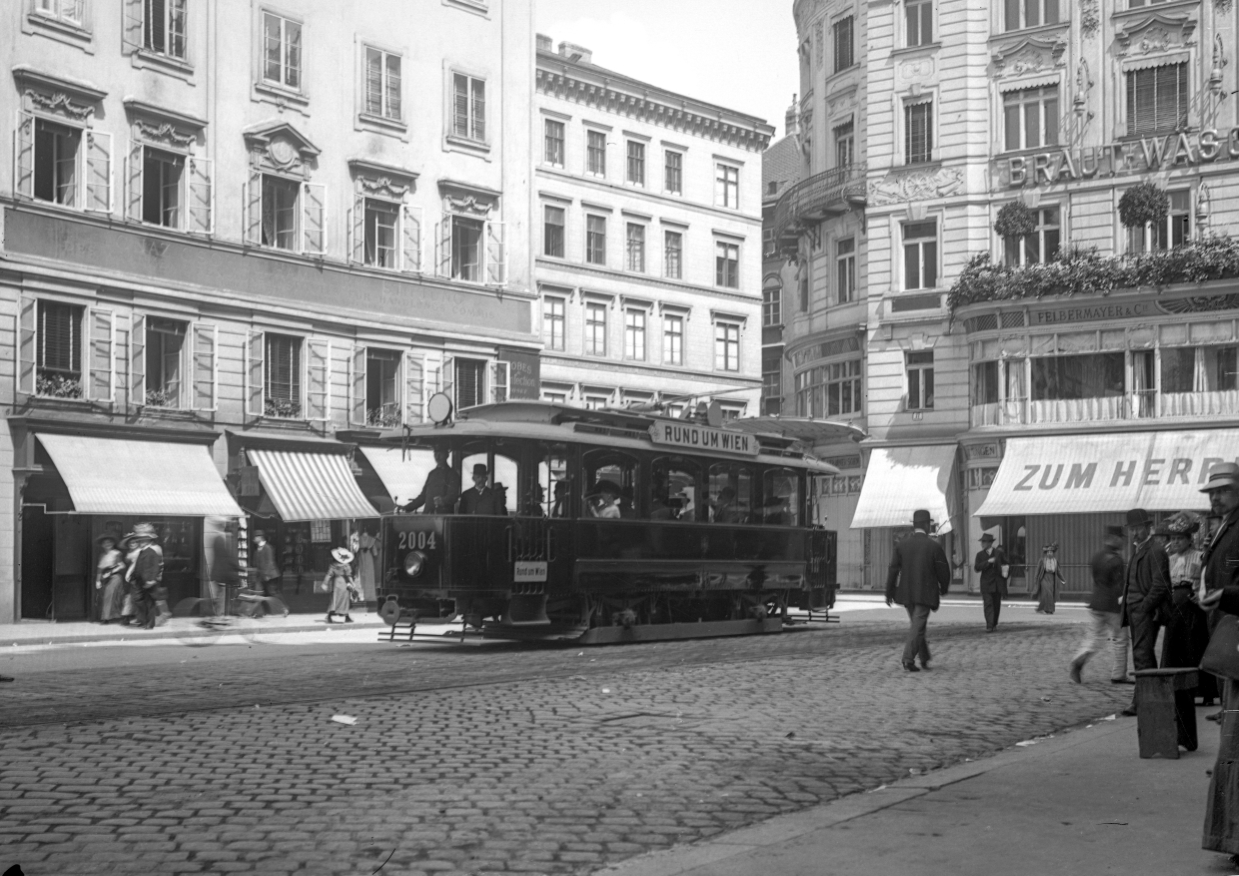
[331,547,355,565]
[124,522,158,543]
[1200,462,1239,493]
[979,533,995,543]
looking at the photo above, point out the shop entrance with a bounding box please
[20,505,54,620]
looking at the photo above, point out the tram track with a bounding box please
[0,619,1030,730]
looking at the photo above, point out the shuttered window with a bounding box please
[905,101,933,164]
[455,358,485,409]
[1126,63,1187,136]
[38,302,83,376]
[453,73,486,142]
[364,48,402,120]
[833,16,854,72]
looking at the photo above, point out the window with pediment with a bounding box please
[123,101,212,234]
[346,160,421,272]
[435,182,506,286]
[242,123,325,256]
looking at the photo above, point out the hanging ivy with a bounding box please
[1118,182,1169,229]
[994,201,1037,239]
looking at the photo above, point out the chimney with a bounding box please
[536,33,553,54]
[785,95,799,138]
[558,41,593,65]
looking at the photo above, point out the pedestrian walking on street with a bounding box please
[124,523,164,630]
[1033,543,1066,614]
[94,535,127,624]
[885,509,952,672]
[1197,462,1239,866]
[324,547,356,624]
[1069,525,1129,684]
[974,533,1008,632]
[252,530,283,605]
[1119,507,1171,717]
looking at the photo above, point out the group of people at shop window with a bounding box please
[397,446,762,524]
[93,523,169,629]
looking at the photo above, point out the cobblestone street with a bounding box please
[0,608,1132,875]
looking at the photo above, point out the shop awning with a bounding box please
[851,445,957,533]
[248,449,378,522]
[974,431,1239,517]
[357,446,436,508]
[37,434,244,517]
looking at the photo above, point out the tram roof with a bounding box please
[724,416,867,446]
[376,401,841,474]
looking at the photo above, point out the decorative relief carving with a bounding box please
[992,37,1067,78]
[243,124,320,177]
[135,120,195,148]
[814,21,824,69]
[442,193,494,217]
[1081,0,1100,39]
[1157,295,1239,315]
[1219,0,1235,14]
[357,176,409,199]
[1116,13,1197,56]
[867,167,965,205]
[826,91,857,117]
[899,58,935,81]
[27,90,94,120]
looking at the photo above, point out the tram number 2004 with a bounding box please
[397,531,438,551]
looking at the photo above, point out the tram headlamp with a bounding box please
[404,550,428,578]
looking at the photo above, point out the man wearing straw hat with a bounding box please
[124,523,163,630]
[885,509,952,672]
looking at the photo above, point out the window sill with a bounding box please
[25,13,93,51]
[442,0,490,17]
[253,81,309,113]
[891,42,941,59]
[131,49,194,81]
[357,112,407,135]
[991,20,1069,41]
[902,158,942,171]
[444,134,492,158]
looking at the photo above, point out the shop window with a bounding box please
[663,313,683,366]
[761,468,801,526]
[264,333,302,418]
[1128,190,1190,254]
[1003,86,1059,152]
[972,361,1000,405]
[365,348,401,427]
[708,463,753,524]
[145,317,187,408]
[1031,353,1124,400]
[1004,0,1059,31]
[1126,63,1187,137]
[36,302,84,399]
[906,351,935,410]
[1162,346,1239,393]
[651,457,702,522]
[1004,206,1060,266]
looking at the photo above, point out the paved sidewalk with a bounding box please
[597,707,1234,876]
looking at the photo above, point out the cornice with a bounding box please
[121,98,208,130]
[536,257,761,307]
[535,68,772,154]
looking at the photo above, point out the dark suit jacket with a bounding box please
[974,548,1008,596]
[1203,508,1239,594]
[404,466,461,514]
[886,531,952,610]
[1123,537,1170,625]
[254,542,280,582]
[132,546,163,589]
[459,487,506,516]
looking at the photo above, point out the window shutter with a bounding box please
[14,112,35,199]
[485,220,507,286]
[435,219,453,278]
[17,298,37,396]
[404,352,424,424]
[87,307,114,402]
[350,344,367,426]
[84,130,112,213]
[245,330,265,417]
[348,194,365,264]
[122,0,143,53]
[125,139,143,222]
[243,169,262,245]
[305,338,331,421]
[489,361,509,404]
[187,156,213,234]
[192,322,218,411]
[441,355,455,407]
[302,182,326,255]
[130,313,146,406]
[401,205,423,272]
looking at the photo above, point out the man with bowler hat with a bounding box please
[459,463,506,515]
[885,509,952,672]
[1120,507,1170,716]
[1069,525,1130,684]
[974,532,1008,632]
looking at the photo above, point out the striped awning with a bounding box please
[37,434,244,517]
[248,449,378,522]
[851,445,957,534]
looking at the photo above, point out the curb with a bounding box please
[594,716,1130,876]
[0,619,388,648]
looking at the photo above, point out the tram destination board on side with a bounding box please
[647,422,759,456]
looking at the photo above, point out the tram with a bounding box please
[369,398,840,643]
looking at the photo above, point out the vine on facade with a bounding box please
[1218,0,1234,15]
[948,236,1239,313]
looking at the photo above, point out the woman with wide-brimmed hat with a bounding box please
[324,546,356,624]
[1033,542,1066,614]
[94,534,127,623]
[1159,511,1213,734]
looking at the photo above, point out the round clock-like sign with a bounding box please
[427,392,454,425]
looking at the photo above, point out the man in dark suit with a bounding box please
[974,533,1008,632]
[885,509,953,672]
[1120,507,1171,716]
[459,464,506,515]
[402,446,460,514]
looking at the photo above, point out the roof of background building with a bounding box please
[763,134,801,204]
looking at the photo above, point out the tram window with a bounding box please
[708,464,753,524]
[761,468,801,526]
[583,451,637,520]
[395,445,454,513]
[538,452,571,518]
[459,450,518,515]
[651,457,701,522]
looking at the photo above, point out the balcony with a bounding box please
[773,163,867,254]
[970,390,1239,427]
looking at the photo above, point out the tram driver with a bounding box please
[400,445,460,514]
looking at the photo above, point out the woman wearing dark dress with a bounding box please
[94,536,126,623]
[1033,543,1066,614]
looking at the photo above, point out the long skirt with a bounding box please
[329,580,352,616]
[1203,678,1239,855]
[98,573,126,621]
[1162,595,1210,672]
[1036,578,1057,613]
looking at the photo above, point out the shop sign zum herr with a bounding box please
[1000,129,1239,188]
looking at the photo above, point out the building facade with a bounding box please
[760,99,802,418]
[784,0,1239,593]
[533,37,772,416]
[0,0,537,623]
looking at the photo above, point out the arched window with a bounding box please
[708,463,753,524]
[582,450,638,520]
[761,467,801,527]
[650,457,702,522]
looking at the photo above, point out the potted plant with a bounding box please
[994,201,1037,240]
[1118,181,1169,230]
